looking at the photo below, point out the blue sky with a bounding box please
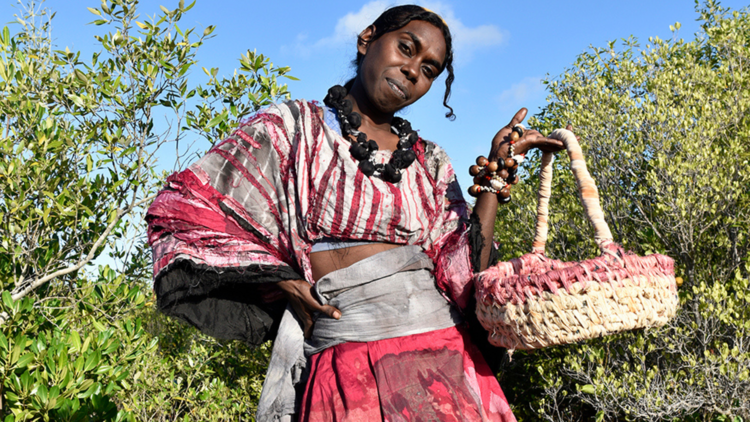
[5,0,748,191]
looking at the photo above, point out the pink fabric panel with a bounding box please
[423,143,474,308]
[147,170,293,277]
[299,326,516,422]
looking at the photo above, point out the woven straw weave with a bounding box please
[474,129,678,351]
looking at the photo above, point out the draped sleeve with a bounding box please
[420,141,504,372]
[420,142,475,310]
[146,101,312,347]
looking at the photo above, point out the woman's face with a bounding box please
[357,20,446,115]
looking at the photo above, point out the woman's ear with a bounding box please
[357,25,375,56]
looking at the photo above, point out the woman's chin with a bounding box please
[377,96,412,115]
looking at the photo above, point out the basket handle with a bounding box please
[531,129,614,255]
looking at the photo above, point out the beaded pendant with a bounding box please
[324,85,419,183]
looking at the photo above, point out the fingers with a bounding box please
[299,285,340,319]
[301,285,337,318]
[319,305,341,320]
[508,108,528,128]
[504,121,573,156]
[490,108,529,159]
[301,305,340,339]
[517,131,565,155]
[303,300,340,339]
[565,124,581,141]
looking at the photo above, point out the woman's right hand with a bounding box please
[488,108,566,161]
[277,279,341,339]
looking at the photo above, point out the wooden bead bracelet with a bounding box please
[468,124,526,202]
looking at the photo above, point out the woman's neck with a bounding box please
[346,80,399,150]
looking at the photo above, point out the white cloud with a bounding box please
[286,1,507,63]
[280,32,314,58]
[497,76,546,113]
[315,1,392,47]
[418,1,507,61]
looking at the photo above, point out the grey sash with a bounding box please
[306,246,462,355]
[256,246,461,422]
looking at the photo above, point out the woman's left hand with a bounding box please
[488,108,566,161]
[277,278,341,339]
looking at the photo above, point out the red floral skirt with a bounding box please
[298,325,516,421]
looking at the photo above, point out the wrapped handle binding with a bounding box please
[532,129,614,255]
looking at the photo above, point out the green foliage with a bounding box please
[495,1,750,420]
[186,49,296,151]
[0,266,156,421]
[0,0,292,420]
[119,312,271,421]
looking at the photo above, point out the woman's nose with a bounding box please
[401,61,419,83]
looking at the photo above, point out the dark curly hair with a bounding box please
[345,5,456,120]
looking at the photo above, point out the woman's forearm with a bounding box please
[469,109,567,273]
[473,191,499,272]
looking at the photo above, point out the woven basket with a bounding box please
[474,129,679,351]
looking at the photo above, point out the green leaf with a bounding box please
[580,384,596,395]
[11,343,22,366]
[68,94,84,107]
[36,383,48,404]
[91,319,106,332]
[95,364,113,375]
[16,352,35,368]
[81,335,91,354]
[102,339,120,355]
[87,7,101,16]
[83,351,101,372]
[78,378,94,391]
[20,370,32,391]
[78,381,100,399]
[69,330,82,352]
[205,113,225,128]
[2,291,13,310]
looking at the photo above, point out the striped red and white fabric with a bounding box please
[147,99,475,308]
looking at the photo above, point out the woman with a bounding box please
[147,5,564,421]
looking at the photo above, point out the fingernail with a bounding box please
[333,311,341,319]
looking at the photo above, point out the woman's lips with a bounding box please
[386,78,407,100]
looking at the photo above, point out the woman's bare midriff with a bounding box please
[310,243,402,281]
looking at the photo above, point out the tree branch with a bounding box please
[0,194,155,326]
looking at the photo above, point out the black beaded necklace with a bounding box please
[324,85,418,183]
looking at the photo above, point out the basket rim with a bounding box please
[475,247,675,307]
